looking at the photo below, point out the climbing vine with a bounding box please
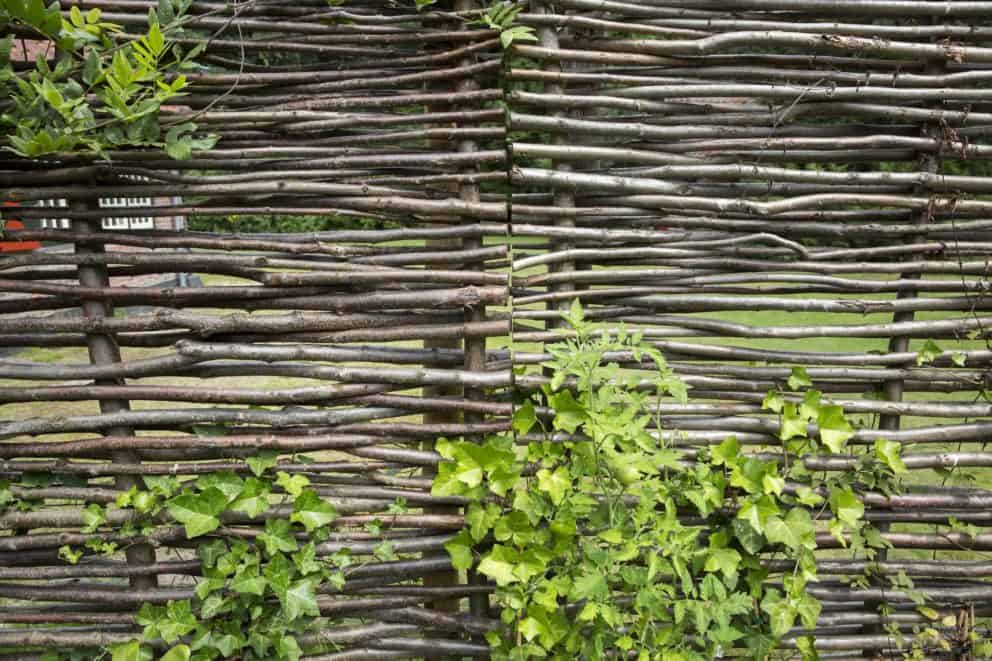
[434,302,911,660]
[18,451,392,661]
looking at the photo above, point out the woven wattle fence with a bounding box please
[2,0,992,658]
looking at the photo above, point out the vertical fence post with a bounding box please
[531,0,575,331]
[72,198,156,589]
[869,53,945,657]
[453,0,494,621]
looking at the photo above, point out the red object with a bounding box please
[1,202,41,252]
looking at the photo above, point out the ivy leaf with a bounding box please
[275,635,302,661]
[167,487,228,538]
[817,405,854,453]
[548,389,586,433]
[109,641,152,661]
[874,439,906,474]
[291,489,338,532]
[157,600,196,643]
[762,389,784,413]
[762,516,796,551]
[195,472,244,503]
[829,488,865,528]
[800,389,822,421]
[570,571,608,601]
[276,471,311,497]
[444,529,474,571]
[198,539,227,568]
[513,399,538,435]
[231,566,267,596]
[477,544,520,586]
[143,475,180,498]
[737,496,779,535]
[536,466,570,505]
[710,436,739,467]
[259,518,299,555]
[58,545,82,565]
[761,591,796,637]
[788,366,812,390]
[247,450,279,477]
[160,646,191,661]
[796,636,820,661]
[731,518,766,554]
[465,502,501,542]
[795,486,824,507]
[762,472,785,497]
[796,591,822,630]
[81,503,106,533]
[704,547,741,579]
[519,616,550,644]
[293,542,322,575]
[916,338,942,366]
[779,403,807,441]
[280,578,320,622]
[373,540,398,562]
[229,477,271,519]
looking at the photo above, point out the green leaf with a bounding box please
[109,641,152,661]
[276,471,310,497]
[444,529,474,571]
[788,366,812,390]
[817,404,854,453]
[536,466,570,505]
[58,545,83,565]
[275,635,302,661]
[829,488,865,528]
[160,646,191,661]
[513,399,538,435]
[570,571,608,601]
[259,518,299,555]
[548,389,586,433]
[230,567,266,596]
[167,487,228,538]
[81,503,106,533]
[280,578,320,622]
[779,402,807,441]
[737,495,779,535]
[146,19,165,55]
[195,472,244,502]
[710,436,739,467]
[291,489,338,532]
[761,590,796,637]
[373,540,398,562]
[477,544,520,586]
[762,389,784,413]
[795,486,824,507]
[874,439,906,474]
[796,636,820,661]
[247,450,280,476]
[916,338,942,366]
[704,547,741,579]
[229,477,271,518]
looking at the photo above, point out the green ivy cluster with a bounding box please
[433,302,910,660]
[31,451,383,661]
[0,0,215,157]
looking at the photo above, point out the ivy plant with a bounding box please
[434,301,910,660]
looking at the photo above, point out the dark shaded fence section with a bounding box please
[2,0,992,658]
